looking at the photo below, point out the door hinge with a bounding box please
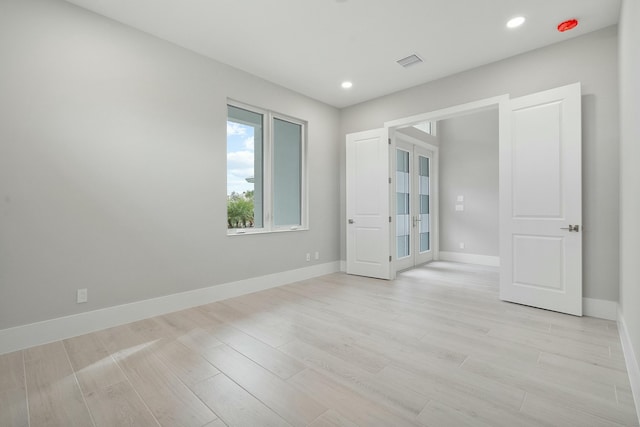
[389,255,392,262]
[389,177,392,184]
[389,216,392,223]
[388,138,391,145]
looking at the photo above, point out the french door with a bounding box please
[395,142,434,271]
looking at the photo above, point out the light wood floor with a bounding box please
[1,262,638,427]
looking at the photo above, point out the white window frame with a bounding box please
[412,121,437,136]
[227,100,308,236]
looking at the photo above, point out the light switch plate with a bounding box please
[77,288,88,304]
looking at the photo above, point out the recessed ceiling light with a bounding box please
[341,81,353,89]
[506,16,525,28]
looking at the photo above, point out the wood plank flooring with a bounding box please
[0,262,638,426]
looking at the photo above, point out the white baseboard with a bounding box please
[618,308,640,425]
[439,251,500,267]
[0,261,341,356]
[340,260,346,272]
[582,298,618,320]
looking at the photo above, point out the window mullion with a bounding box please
[301,123,307,229]
[263,112,274,230]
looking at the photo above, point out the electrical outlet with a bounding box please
[455,204,464,211]
[306,253,311,262]
[459,242,465,249]
[77,288,88,304]
[315,251,320,260]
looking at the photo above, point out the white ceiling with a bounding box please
[64,0,620,108]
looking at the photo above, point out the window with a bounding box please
[412,121,436,136]
[226,102,306,234]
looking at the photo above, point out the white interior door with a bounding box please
[395,143,435,271]
[346,128,391,279]
[499,83,582,315]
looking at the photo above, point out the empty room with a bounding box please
[1,0,639,426]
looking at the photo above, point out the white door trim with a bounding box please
[385,95,508,129]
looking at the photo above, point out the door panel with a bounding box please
[395,146,413,271]
[500,82,582,316]
[415,148,434,265]
[396,149,411,260]
[512,101,562,218]
[513,235,564,290]
[346,129,390,279]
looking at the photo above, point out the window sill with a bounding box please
[227,227,309,236]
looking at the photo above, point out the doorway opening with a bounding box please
[387,96,505,277]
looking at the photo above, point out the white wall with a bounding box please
[0,0,341,330]
[438,110,499,257]
[618,0,640,407]
[341,26,620,302]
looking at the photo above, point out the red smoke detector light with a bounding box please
[557,19,578,32]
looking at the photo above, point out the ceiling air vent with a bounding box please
[396,54,423,68]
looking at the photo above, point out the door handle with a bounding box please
[348,219,355,224]
[560,224,580,232]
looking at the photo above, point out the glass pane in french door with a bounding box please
[396,149,410,258]
[419,155,430,252]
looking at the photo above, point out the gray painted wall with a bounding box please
[341,26,620,302]
[618,0,640,388]
[438,110,499,257]
[0,0,341,329]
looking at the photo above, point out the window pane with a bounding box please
[413,121,433,135]
[227,105,263,228]
[419,155,430,252]
[273,118,302,226]
[396,149,410,258]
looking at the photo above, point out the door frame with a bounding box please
[385,95,509,279]
[393,133,439,272]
